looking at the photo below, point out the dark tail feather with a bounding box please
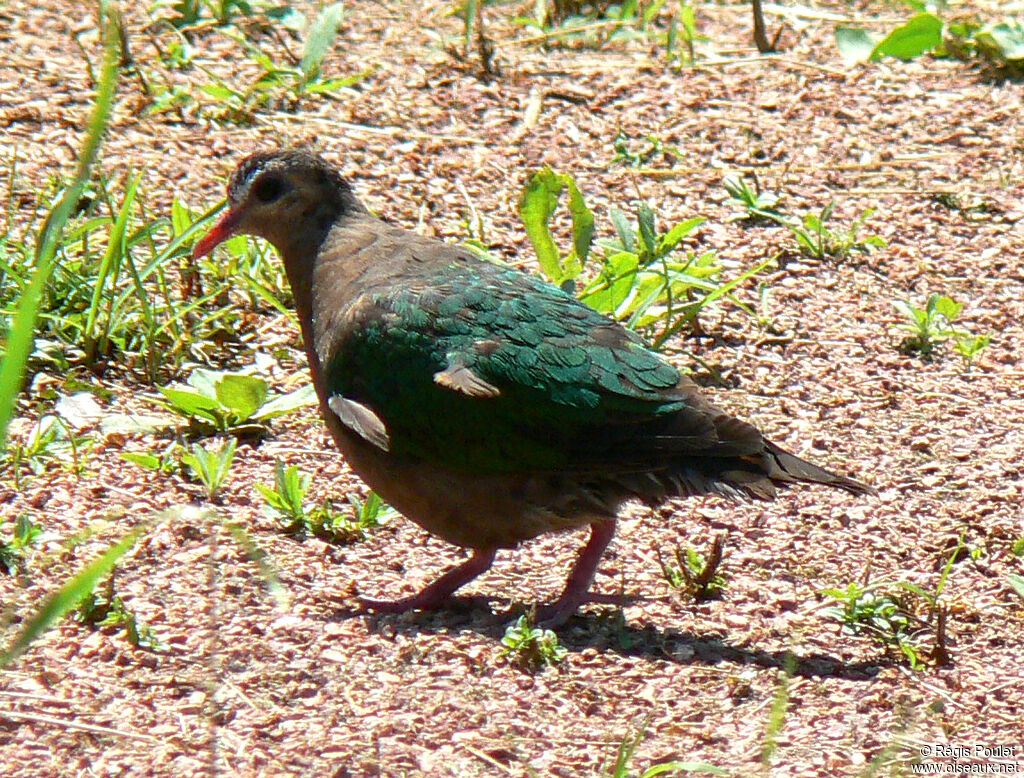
[635,442,876,503]
[760,441,876,497]
[605,442,875,506]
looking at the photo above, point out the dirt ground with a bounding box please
[1,1,1023,776]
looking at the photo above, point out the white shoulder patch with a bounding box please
[328,395,390,451]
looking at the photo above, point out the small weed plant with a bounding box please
[75,572,165,651]
[781,202,885,261]
[501,614,567,670]
[821,536,967,668]
[237,3,366,110]
[513,0,705,61]
[892,293,991,365]
[256,461,394,543]
[182,437,237,501]
[658,537,726,600]
[609,130,683,169]
[720,177,885,261]
[157,367,315,434]
[0,172,246,381]
[605,716,727,777]
[2,415,91,488]
[722,174,782,223]
[820,582,924,666]
[520,167,768,349]
[0,515,43,575]
[121,439,182,474]
[836,11,1024,77]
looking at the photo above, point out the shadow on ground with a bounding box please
[329,595,887,681]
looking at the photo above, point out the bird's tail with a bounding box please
[757,440,876,497]
[610,440,875,506]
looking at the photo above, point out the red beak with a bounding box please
[192,207,242,260]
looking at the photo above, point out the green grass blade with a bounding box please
[300,2,346,81]
[83,172,140,343]
[223,520,289,607]
[0,520,149,666]
[0,6,120,447]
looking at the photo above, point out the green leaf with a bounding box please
[199,83,240,100]
[1008,573,1024,601]
[641,762,727,777]
[873,13,943,60]
[930,294,962,322]
[215,374,268,421]
[252,384,316,421]
[609,208,636,253]
[519,167,566,282]
[565,176,594,265]
[301,2,346,81]
[983,21,1024,61]
[158,386,223,425]
[187,367,222,398]
[265,5,308,32]
[637,202,657,257]
[835,25,880,65]
[658,216,704,254]
[121,451,161,470]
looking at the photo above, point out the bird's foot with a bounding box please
[535,520,617,628]
[357,548,497,615]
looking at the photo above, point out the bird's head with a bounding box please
[192,149,366,261]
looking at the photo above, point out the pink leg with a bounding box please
[358,548,497,614]
[538,520,616,627]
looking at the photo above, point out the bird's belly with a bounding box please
[329,424,603,549]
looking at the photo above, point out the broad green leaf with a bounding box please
[158,386,223,418]
[215,374,268,421]
[579,251,640,314]
[120,451,161,470]
[187,367,222,398]
[252,384,317,421]
[983,21,1024,61]
[872,12,942,60]
[930,294,962,322]
[835,25,880,65]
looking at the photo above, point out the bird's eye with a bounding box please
[252,175,285,203]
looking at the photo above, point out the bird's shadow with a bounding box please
[329,595,889,681]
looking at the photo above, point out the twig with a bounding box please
[0,690,71,705]
[463,744,516,774]
[702,54,849,77]
[262,114,486,145]
[0,709,158,741]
